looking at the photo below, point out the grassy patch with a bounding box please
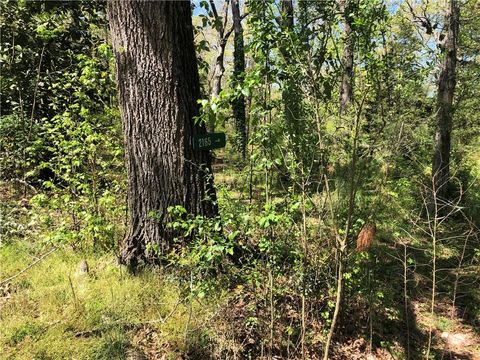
[0,242,219,359]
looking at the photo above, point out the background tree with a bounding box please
[209,0,231,102]
[231,0,247,160]
[278,0,305,154]
[432,0,459,199]
[338,0,355,114]
[108,1,217,268]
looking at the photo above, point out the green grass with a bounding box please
[0,243,219,359]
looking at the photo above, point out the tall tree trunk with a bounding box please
[210,0,228,99]
[279,0,302,150]
[339,0,354,114]
[209,0,230,131]
[231,0,247,160]
[281,0,294,30]
[210,36,227,132]
[108,1,217,269]
[432,0,459,199]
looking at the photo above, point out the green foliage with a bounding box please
[151,205,236,298]
[1,0,480,358]
[1,1,124,250]
[91,330,129,360]
[0,114,36,179]
[8,322,44,346]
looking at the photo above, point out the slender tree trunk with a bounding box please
[210,0,227,99]
[279,0,303,152]
[339,0,355,114]
[231,0,247,160]
[432,0,459,199]
[282,0,294,30]
[108,1,217,269]
[210,36,227,132]
[209,0,230,132]
[211,38,227,100]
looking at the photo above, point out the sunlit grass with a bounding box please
[0,243,219,359]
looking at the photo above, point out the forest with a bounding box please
[0,0,479,359]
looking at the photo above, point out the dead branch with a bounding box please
[0,247,57,286]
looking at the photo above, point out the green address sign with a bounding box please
[193,132,226,150]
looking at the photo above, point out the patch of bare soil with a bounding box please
[128,325,165,360]
[0,282,15,312]
[413,300,480,360]
[331,338,397,360]
[438,329,480,360]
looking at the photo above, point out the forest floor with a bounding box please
[412,300,480,360]
[0,244,216,359]
[1,179,479,359]
[1,243,479,359]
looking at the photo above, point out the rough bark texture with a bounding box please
[432,0,459,199]
[108,1,217,269]
[231,0,247,160]
[209,0,230,131]
[210,35,227,132]
[211,38,227,99]
[339,0,354,114]
[210,0,229,99]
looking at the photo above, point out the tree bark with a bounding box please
[432,0,459,199]
[231,0,247,160]
[108,1,217,269]
[211,38,227,99]
[339,0,355,114]
[281,0,294,30]
[210,0,229,98]
[209,0,230,131]
[279,0,302,150]
[210,35,227,132]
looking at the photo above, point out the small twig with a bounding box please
[4,179,37,194]
[75,297,186,338]
[28,44,46,140]
[0,247,57,286]
[184,273,194,348]
[158,296,184,324]
[68,274,78,309]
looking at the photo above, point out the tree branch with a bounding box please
[0,247,57,286]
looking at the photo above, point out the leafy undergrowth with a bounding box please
[0,243,221,360]
[1,183,479,359]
